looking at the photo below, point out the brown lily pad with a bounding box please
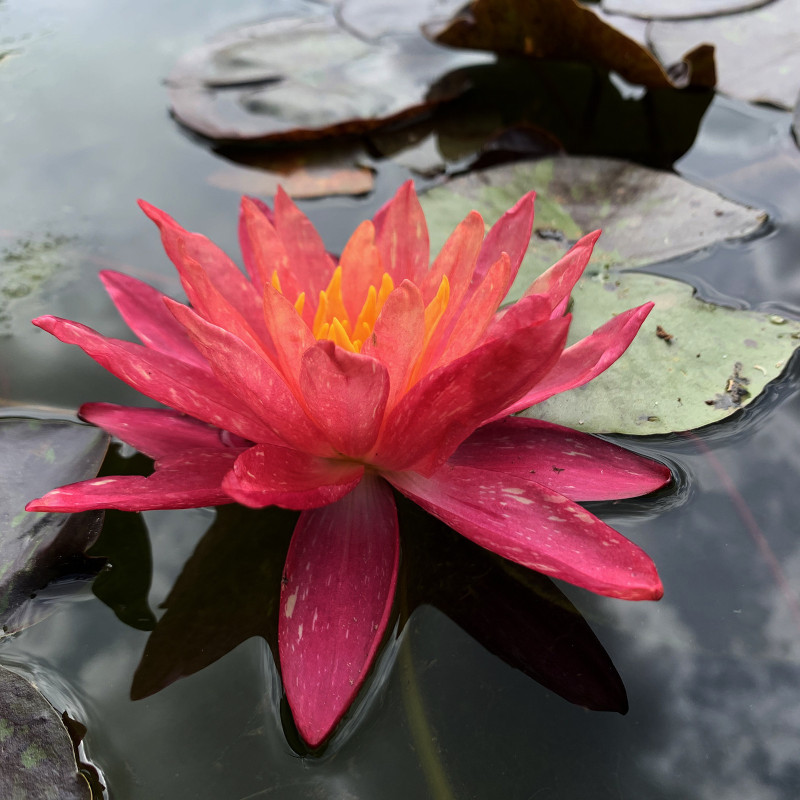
[426,0,717,90]
[168,12,491,144]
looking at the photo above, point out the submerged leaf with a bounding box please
[0,418,108,635]
[427,0,716,90]
[0,666,91,800]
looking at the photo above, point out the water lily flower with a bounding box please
[27,182,670,746]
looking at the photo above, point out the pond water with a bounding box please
[2,1,800,798]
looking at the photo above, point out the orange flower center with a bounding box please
[272,264,451,356]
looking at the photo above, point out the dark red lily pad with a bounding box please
[0,418,108,636]
[426,0,717,90]
[648,0,800,108]
[168,11,490,144]
[0,666,91,800]
[601,0,775,19]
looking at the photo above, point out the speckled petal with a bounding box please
[279,474,399,747]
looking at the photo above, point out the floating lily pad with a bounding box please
[648,0,800,108]
[420,157,767,287]
[427,0,716,90]
[0,418,108,635]
[421,158,797,433]
[601,0,774,19]
[168,12,490,144]
[0,666,90,800]
[526,272,800,433]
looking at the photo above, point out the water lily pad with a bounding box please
[420,157,767,287]
[420,158,797,433]
[0,666,90,800]
[0,418,108,635]
[648,0,800,108]
[168,11,490,144]
[601,0,774,19]
[426,0,716,90]
[526,272,800,433]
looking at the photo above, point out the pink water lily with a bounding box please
[27,182,670,746]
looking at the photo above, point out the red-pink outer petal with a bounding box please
[222,444,364,509]
[450,417,671,501]
[498,303,654,417]
[374,312,570,474]
[32,315,276,444]
[79,402,236,459]
[99,271,209,370]
[388,466,662,601]
[26,449,239,512]
[279,474,399,747]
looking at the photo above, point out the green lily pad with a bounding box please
[0,418,108,635]
[420,157,767,297]
[525,272,800,433]
[0,666,91,800]
[420,158,798,433]
[648,0,800,108]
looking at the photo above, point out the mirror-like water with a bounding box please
[2,1,800,798]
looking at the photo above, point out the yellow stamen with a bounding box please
[329,318,357,353]
[293,291,306,316]
[424,275,450,339]
[270,270,282,293]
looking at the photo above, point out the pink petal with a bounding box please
[273,188,336,299]
[279,474,399,747]
[498,303,654,417]
[139,200,269,342]
[419,210,483,306]
[26,448,239,512]
[361,280,425,410]
[79,402,240,459]
[99,271,210,370]
[33,316,276,444]
[221,443,364,509]
[473,190,535,289]
[261,284,317,396]
[372,180,430,286]
[450,417,671,501]
[388,466,662,601]
[165,302,333,456]
[433,252,511,369]
[239,197,304,305]
[482,288,552,343]
[299,341,390,457]
[167,249,271,358]
[524,230,601,315]
[338,220,383,322]
[374,311,570,474]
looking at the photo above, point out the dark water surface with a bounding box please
[2,1,800,798]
